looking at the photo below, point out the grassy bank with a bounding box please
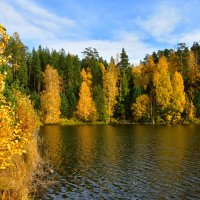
[56,118,200,126]
[0,90,42,200]
[0,135,40,200]
[59,118,107,126]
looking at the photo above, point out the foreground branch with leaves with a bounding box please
[0,24,41,200]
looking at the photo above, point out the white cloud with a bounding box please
[139,5,181,39]
[0,0,157,64]
[44,31,155,65]
[13,0,74,27]
[0,0,77,41]
[179,31,200,45]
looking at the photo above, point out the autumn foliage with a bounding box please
[0,24,10,65]
[131,54,189,123]
[76,69,96,121]
[0,78,18,169]
[153,56,172,109]
[0,89,38,169]
[0,24,40,199]
[0,25,39,170]
[41,64,61,124]
[103,63,119,122]
[171,71,186,113]
[132,94,151,122]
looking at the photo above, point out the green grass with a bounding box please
[59,118,106,126]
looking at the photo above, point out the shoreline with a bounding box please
[40,118,200,126]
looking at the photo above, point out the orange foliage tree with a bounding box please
[15,90,39,136]
[0,24,39,169]
[171,71,186,113]
[132,64,148,89]
[103,63,119,122]
[76,68,96,121]
[41,64,61,124]
[132,94,151,122]
[0,25,24,169]
[0,24,10,65]
[153,56,172,109]
[0,74,20,169]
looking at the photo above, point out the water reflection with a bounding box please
[75,125,96,168]
[41,125,63,167]
[40,125,200,199]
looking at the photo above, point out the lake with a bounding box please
[39,125,200,199]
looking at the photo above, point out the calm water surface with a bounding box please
[39,125,200,199]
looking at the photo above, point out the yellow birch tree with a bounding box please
[132,94,151,122]
[153,56,172,109]
[41,64,61,124]
[76,68,96,121]
[103,63,119,122]
[171,71,186,113]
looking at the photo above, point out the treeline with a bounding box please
[2,30,200,124]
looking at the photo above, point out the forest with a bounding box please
[1,25,200,126]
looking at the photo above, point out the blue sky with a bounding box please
[1,0,200,64]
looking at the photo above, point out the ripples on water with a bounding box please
[39,125,200,199]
